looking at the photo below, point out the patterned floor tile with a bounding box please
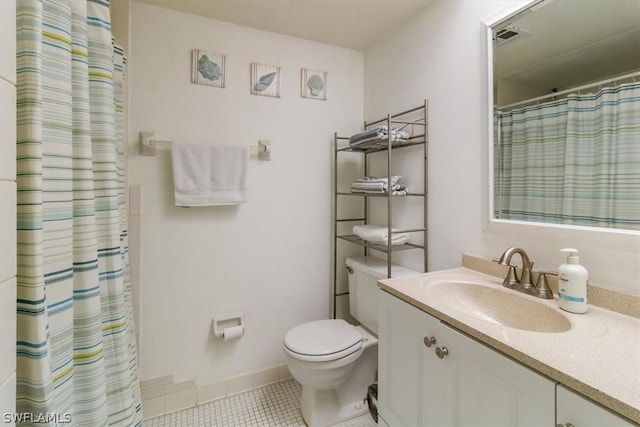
[145,379,376,427]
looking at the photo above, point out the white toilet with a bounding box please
[283,256,417,427]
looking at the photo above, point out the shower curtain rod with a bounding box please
[497,69,640,111]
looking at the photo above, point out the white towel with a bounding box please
[353,225,409,245]
[171,143,248,206]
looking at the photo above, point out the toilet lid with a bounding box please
[284,319,362,361]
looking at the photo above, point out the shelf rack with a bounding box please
[332,101,428,318]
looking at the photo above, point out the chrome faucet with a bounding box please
[495,247,554,299]
[497,247,535,289]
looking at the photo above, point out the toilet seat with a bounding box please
[284,319,363,362]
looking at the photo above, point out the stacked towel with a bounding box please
[171,143,248,206]
[350,176,409,195]
[353,225,409,246]
[349,126,411,151]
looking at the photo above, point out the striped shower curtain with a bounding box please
[16,1,142,425]
[495,82,640,230]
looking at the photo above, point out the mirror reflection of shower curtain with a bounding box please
[497,99,569,224]
[496,82,640,230]
[494,111,503,218]
[15,0,142,424]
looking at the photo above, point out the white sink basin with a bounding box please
[426,282,571,333]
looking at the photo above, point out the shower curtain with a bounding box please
[16,0,142,425]
[496,82,640,230]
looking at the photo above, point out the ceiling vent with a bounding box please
[494,25,530,46]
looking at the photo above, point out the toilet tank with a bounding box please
[346,256,419,335]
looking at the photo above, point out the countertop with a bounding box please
[378,267,640,424]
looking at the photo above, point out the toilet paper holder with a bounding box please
[212,311,245,339]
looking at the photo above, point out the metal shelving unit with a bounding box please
[332,101,428,318]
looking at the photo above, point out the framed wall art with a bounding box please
[301,68,327,100]
[251,63,281,98]
[192,49,226,88]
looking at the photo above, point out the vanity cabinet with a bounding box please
[378,290,440,426]
[556,385,635,427]
[378,291,556,426]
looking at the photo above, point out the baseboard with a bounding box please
[140,364,293,420]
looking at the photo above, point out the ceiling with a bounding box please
[133,0,639,93]
[134,0,433,51]
[494,0,640,90]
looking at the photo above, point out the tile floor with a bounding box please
[146,378,377,427]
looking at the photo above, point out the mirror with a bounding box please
[488,0,640,231]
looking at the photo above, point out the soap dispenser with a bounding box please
[557,248,588,314]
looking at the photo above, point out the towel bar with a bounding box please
[139,131,171,156]
[250,139,271,161]
[138,131,271,160]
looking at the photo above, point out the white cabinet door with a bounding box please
[378,291,440,427]
[379,289,555,427]
[556,385,636,427]
[428,324,556,426]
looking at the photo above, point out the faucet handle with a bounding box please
[537,271,558,282]
[532,271,555,299]
[520,261,535,289]
[502,265,520,289]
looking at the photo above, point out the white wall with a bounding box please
[496,77,548,106]
[129,3,364,385]
[364,0,639,294]
[0,0,17,421]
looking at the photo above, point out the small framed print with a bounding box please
[192,49,225,88]
[250,63,281,98]
[301,68,327,100]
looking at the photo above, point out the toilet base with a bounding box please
[299,340,377,427]
[300,387,369,427]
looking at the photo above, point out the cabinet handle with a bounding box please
[435,346,449,359]
[423,336,436,348]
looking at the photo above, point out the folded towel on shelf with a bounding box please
[350,176,409,195]
[349,135,411,151]
[348,126,411,151]
[171,143,248,207]
[349,126,410,144]
[353,224,410,246]
[351,176,401,190]
[349,126,388,144]
[350,187,410,196]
